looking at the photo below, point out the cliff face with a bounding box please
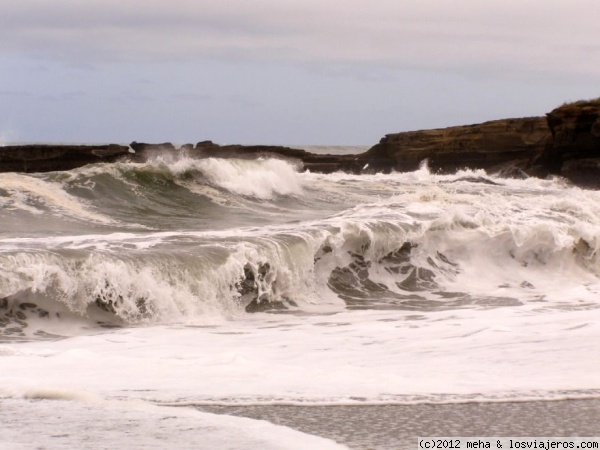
[362,117,551,174]
[533,100,600,186]
[360,99,600,185]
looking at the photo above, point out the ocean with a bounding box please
[1,146,599,449]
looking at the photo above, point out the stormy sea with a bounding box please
[1,147,599,449]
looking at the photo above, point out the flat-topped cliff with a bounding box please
[362,116,551,174]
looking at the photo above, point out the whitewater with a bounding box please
[1,149,599,448]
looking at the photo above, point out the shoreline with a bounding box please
[196,398,600,450]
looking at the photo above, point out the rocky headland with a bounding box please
[1,98,599,187]
[361,116,550,175]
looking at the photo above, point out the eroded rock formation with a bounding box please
[362,117,551,174]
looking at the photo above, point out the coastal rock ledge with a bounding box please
[1,99,599,187]
[0,144,130,173]
[362,116,551,174]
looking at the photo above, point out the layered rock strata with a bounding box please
[362,117,551,174]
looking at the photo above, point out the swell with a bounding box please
[0,157,309,233]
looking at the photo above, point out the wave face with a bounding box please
[2,156,600,335]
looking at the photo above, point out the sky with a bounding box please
[0,0,599,146]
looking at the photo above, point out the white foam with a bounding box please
[111,155,305,200]
[1,307,598,406]
[0,393,347,449]
[0,226,348,323]
[191,157,304,199]
[0,249,242,323]
[0,173,112,223]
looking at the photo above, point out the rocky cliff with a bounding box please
[362,117,551,174]
[1,99,599,187]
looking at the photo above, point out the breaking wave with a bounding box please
[2,155,600,339]
[2,213,600,339]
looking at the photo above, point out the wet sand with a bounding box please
[197,399,600,450]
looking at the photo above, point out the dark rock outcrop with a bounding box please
[362,117,551,174]
[531,99,600,186]
[128,142,177,162]
[0,141,365,174]
[363,99,600,185]
[0,144,130,173]
[189,141,365,174]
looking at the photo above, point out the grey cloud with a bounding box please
[226,95,262,108]
[0,90,32,98]
[40,91,86,102]
[0,0,598,78]
[0,90,86,101]
[171,93,212,102]
[109,92,155,103]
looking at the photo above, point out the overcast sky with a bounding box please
[1,0,599,145]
